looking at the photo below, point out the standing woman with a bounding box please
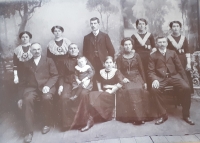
[47,25,71,75]
[131,18,156,80]
[116,37,154,124]
[167,21,193,92]
[13,31,33,99]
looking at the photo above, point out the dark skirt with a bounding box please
[116,75,156,122]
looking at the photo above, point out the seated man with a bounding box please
[148,36,195,125]
[18,43,58,143]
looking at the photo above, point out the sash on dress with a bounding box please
[167,35,185,53]
[134,32,151,48]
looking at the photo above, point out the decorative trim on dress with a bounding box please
[168,35,185,53]
[134,32,151,48]
[48,38,71,55]
[75,65,91,72]
[14,44,32,62]
[100,68,117,80]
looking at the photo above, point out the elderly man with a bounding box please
[83,17,115,89]
[18,43,58,143]
[148,36,194,125]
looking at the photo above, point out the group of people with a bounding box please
[13,17,195,143]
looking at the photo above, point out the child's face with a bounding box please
[104,58,114,70]
[78,58,87,68]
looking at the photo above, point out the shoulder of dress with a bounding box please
[14,45,22,53]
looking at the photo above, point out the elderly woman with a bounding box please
[167,21,193,93]
[13,31,33,99]
[58,43,94,131]
[80,56,124,132]
[116,37,154,124]
[47,25,71,75]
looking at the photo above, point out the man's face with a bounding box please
[156,38,168,50]
[90,20,100,31]
[30,44,42,58]
[68,44,79,57]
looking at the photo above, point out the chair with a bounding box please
[163,86,178,108]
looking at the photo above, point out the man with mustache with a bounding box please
[83,17,115,90]
[18,43,58,143]
[148,36,195,125]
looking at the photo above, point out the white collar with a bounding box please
[34,56,41,66]
[158,48,167,55]
[92,29,99,36]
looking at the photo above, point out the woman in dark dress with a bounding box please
[58,43,94,131]
[47,25,71,75]
[131,18,156,83]
[13,31,33,102]
[167,21,193,92]
[116,37,155,124]
[80,56,124,132]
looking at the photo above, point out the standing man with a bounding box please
[83,17,115,88]
[148,36,194,125]
[18,43,58,143]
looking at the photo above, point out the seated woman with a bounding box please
[116,37,155,124]
[80,56,124,132]
[58,43,94,131]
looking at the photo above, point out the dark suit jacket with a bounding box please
[23,56,59,96]
[148,49,189,84]
[83,31,115,64]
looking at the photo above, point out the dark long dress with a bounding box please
[59,55,94,129]
[116,53,155,122]
[13,44,32,99]
[89,68,124,121]
[167,35,193,93]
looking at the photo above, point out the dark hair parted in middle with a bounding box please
[121,37,134,46]
[169,21,182,28]
[104,56,114,63]
[90,17,100,23]
[19,31,32,39]
[136,18,148,26]
[51,25,64,33]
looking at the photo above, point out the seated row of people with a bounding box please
[13,17,194,143]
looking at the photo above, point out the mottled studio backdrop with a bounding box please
[0,0,199,60]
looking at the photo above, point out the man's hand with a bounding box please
[14,75,19,84]
[42,86,50,94]
[123,78,130,83]
[152,80,159,89]
[18,99,23,109]
[144,83,147,90]
[58,86,63,95]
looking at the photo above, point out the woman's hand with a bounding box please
[14,75,19,84]
[105,89,112,94]
[58,85,63,95]
[70,95,78,101]
[123,78,130,83]
[18,99,23,109]
[42,86,50,94]
[186,64,192,71]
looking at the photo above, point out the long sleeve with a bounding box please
[105,34,115,58]
[13,53,19,71]
[87,66,94,79]
[149,34,155,48]
[83,36,89,59]
[136,53,146,83]
[45,58,59,88]
[148,55,158,83]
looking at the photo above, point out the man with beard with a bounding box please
[18,43,58,143]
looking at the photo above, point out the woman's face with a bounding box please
[104,58,114,70]
[123,40,133,53]
[137,20,146,31]
[68,44,79,57]
[53,28,63,38]
[171,23,181,34]
[21,33,30,44]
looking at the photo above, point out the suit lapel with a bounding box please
[156,51,165,62]
[96,31,103,44]
[35,56,45,71]
[165,50,171,62]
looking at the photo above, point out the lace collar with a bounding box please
[100,68,117,80]
[75,64,91,72]
[48,38,71,55]
[14,44,33,62]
